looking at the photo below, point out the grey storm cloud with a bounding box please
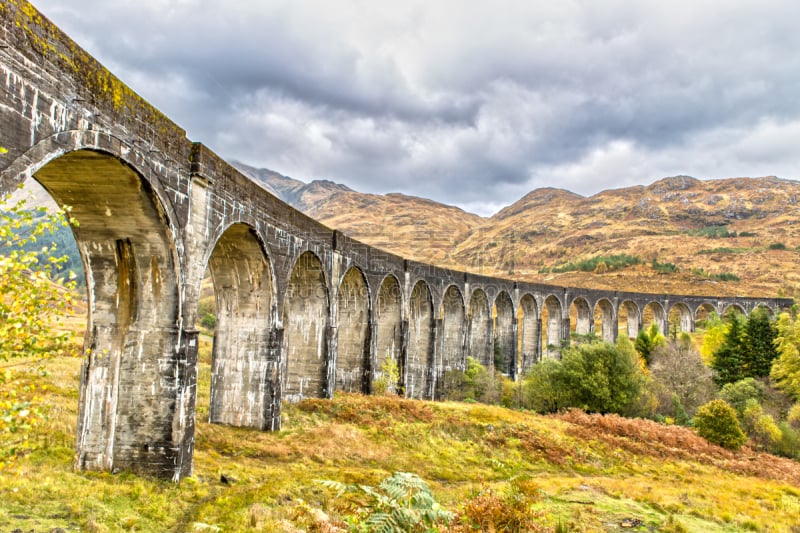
[32,0,800,216]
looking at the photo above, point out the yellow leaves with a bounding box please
[0,196,77,468]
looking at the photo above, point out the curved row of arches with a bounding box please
[6,148,785,480]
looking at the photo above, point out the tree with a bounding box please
[742,308,778,378]
[711,311,747,385]
[650,334,716,420]
[772,312,800,400]
[0,194,77,468]
[522,337,650,416]
[693,399,747,450]
[700,312,727,364]
[634,322,665,365]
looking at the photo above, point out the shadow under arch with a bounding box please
[542,295,563,358]
[570,297,592,336]
[28,149,187,478]
[437,285,465,399]
[618,300,640,339]
[374,274,403,393]
[407,280,434,400]
[336,266,371,394]
[594,298,616,344]
[204,222,277,430]
[467,288,492,368]
[282,251,330,401]
[668,302,694,335]
[493,291,515,376]
[518,294,539,372]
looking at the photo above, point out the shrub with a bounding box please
[718,378,764,418]
[372,358,400,396]
[742,399,782,451]
[522,338,651,416]
[651,258,678,273]
[551,254,640,273]
[450,479,548,532]
[693,399,747,450]
[768,242,787,250]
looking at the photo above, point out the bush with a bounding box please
[768,242,787,250]
[450,479,548,533]
[693,399,747,450]
[521,338,651,416]
[718,378,764,418]
[550,254,641,273]
[372,358,400,396]
[742,399,782,451]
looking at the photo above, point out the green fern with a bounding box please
[316,471,453,532]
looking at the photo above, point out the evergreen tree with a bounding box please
[742,308,778,377]
[711,311,747,385]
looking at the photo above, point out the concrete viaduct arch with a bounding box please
[0,3,793,480]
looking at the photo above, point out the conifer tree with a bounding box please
[711,312,747,385]
[742,307,778,378]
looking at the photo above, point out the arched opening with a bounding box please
[335,267,370,394]
[721,303,746,318]
[437,285,465,398]
[283,251,329,402]
[518,294,539,373]
[618,301,640,339]
[467,289,492,367]
[541,295,563,358]
[642,302,667,334]
[570,297,592,336]
[31,150,182,476]
[668,303,693,336]
[374,275,402,393]
[594,299,615,344]
[694,303,717,328]
[205,223,275,430]
[753,304,775,317]
[407,280,433,399]
[493,291,515,376]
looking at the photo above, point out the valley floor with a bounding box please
[1,352,799,532]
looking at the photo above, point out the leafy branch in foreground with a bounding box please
[0,193,78,468]
[317,471,453,532]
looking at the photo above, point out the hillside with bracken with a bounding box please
[234,161,800,298]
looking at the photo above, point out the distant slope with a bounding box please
[231,161,800,298]
[232,161,483,265]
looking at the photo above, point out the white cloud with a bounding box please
[32,0,800,215]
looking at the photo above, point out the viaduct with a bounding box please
[0,1,793,481]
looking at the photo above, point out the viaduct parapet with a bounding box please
[0,1,792,480]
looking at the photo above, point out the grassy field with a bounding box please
[1,339,800,532]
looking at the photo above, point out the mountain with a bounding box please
[232,162,800,298]
[232,161,483,265]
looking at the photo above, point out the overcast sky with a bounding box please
[32,1,800,216]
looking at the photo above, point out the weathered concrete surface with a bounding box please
[0,1,793,480]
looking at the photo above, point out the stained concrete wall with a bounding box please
[207,223,274,430]
[467,289,492,367]
[406,281,434,399]
[518,294,539,373]
[436,285,465,398]
[494,292,516,376]
[0,1,793,480]
[335,268,370,393]
[374,275,402,389]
